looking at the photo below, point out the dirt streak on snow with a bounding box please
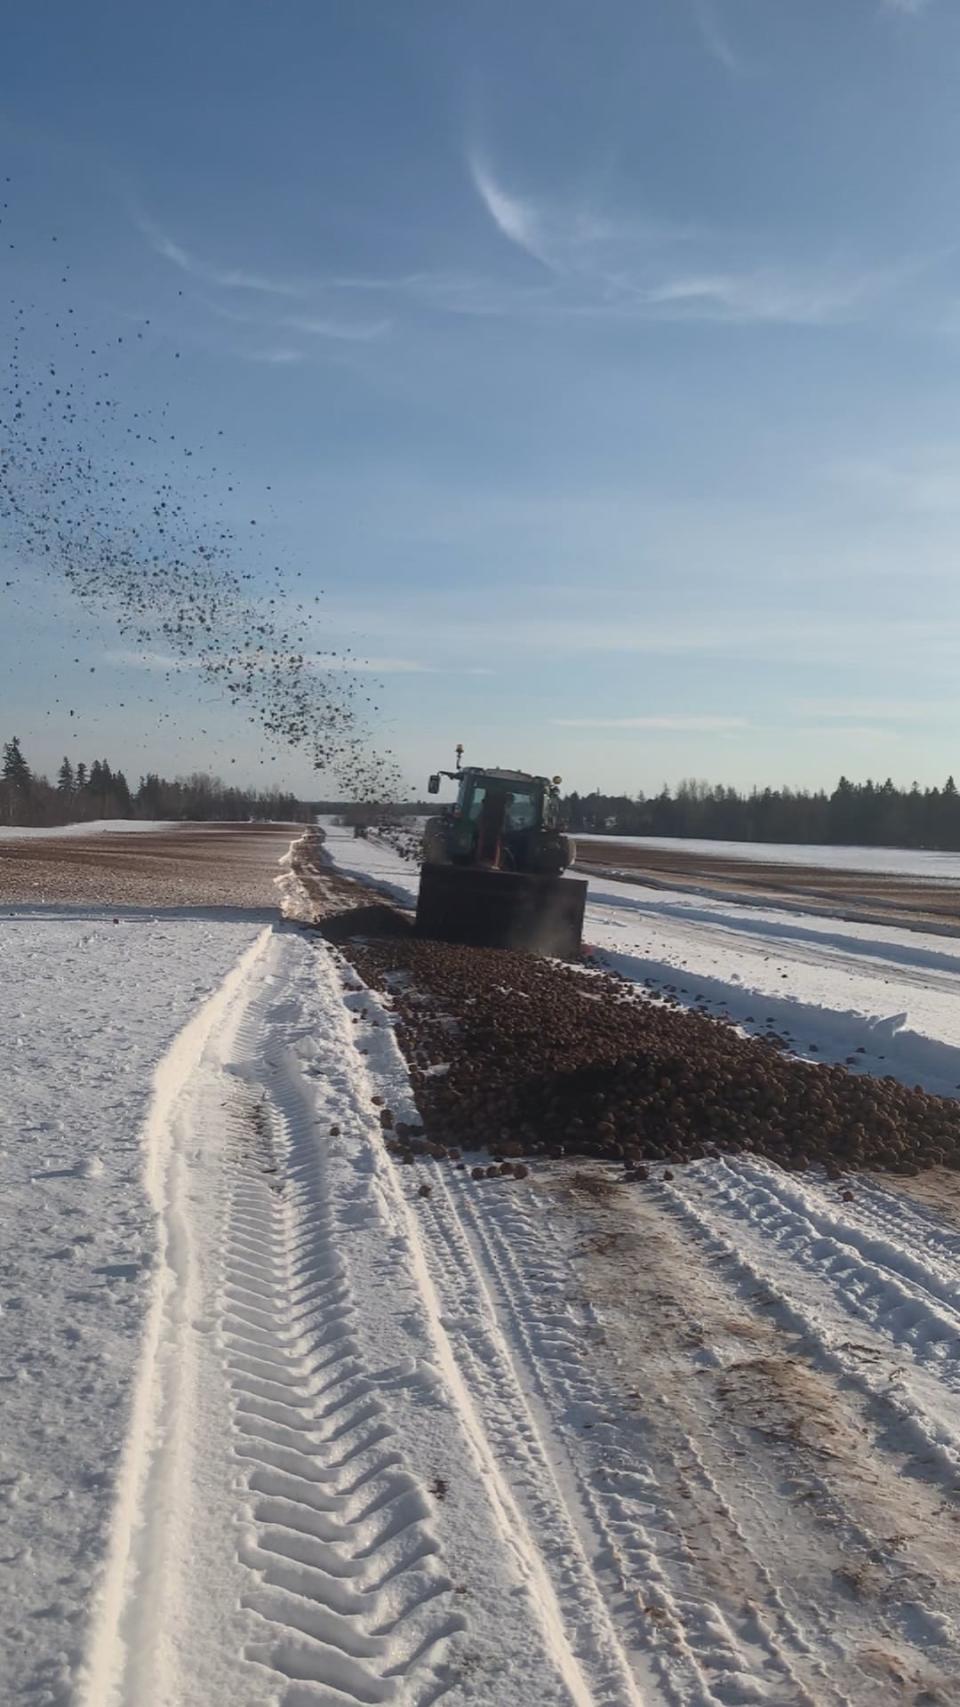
[541,1161,960,1702]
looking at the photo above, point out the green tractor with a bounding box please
[415,748,587,957]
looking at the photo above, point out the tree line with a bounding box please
[11,740,960,848]
[0,736,310,827]
[562,776,960,851]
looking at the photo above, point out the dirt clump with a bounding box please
[336,932,960,1177]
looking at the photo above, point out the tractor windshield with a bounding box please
[456,776,542,830]
[504,788,539,831]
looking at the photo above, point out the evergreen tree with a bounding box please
[941,775,960,846]
[137,772,164,816]
[56,757,75,795]
[555,772,960,852]
[75,762,88,791]
[113,770,133,814]
[2,736,32,792]
[828,776,857,842]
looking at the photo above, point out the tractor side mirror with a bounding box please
[427,774,440,794]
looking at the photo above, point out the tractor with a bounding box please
[414,747,587,957]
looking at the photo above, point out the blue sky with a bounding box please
[3,0,960,797]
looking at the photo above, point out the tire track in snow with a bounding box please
[436,1171,824,1707]
[79,926,276,1707]
[220,995,467,1706]
[80,929,465,1707]
[315,943,645,1707]
[670,1160,960,1456]
[84,919,640,1707]
[653,1162,960,1672]
[548,1172,960,1704]
[339,964,824,1704]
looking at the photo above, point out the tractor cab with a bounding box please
[453,769,562,834]
[424,765,564,867]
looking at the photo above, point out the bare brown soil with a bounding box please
[576,838,960,935]
[306,889,960,1178]
[0,822,302,909]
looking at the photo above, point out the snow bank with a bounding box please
[317,815,420,906]
[272,829,315,920]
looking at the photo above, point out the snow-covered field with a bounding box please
[0,820,177,841]
[575,832,960,882]
[7,821,960,1704]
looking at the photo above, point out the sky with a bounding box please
[3,0,960,799]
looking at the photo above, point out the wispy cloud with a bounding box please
[103,647,484,676]
[200,296,390,346]
[390,256,911,330]
[326,252,910,329]
[378,259,899,328]
[316,581,960,670]
[137,214,394,361]
[468,152,555,268]
[552,715,748,731]
[693,0,750,75]
[138,158,928,349]
[467,150,624,275]
[283,313,390,342]
[646,264,905,325]
[461,152,919,329]
[881,0,933,15]
[138,215,308,297]
[245,346,305,366]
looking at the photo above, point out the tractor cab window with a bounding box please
[505,789,539,831]
[458,779,486,820]
[456,776,541,829]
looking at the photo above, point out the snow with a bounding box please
[575,832,960,882]
[0,907,266,1701]
[272,828,316,920]
[317,817,422,907]
[312,820,960,1697]
[75,908,960,1705]
[584,872,960,1093]
[536,1156,960,1700]
[0,819,175,841]
[10,816,960,1704]
[79,924,640,1707]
